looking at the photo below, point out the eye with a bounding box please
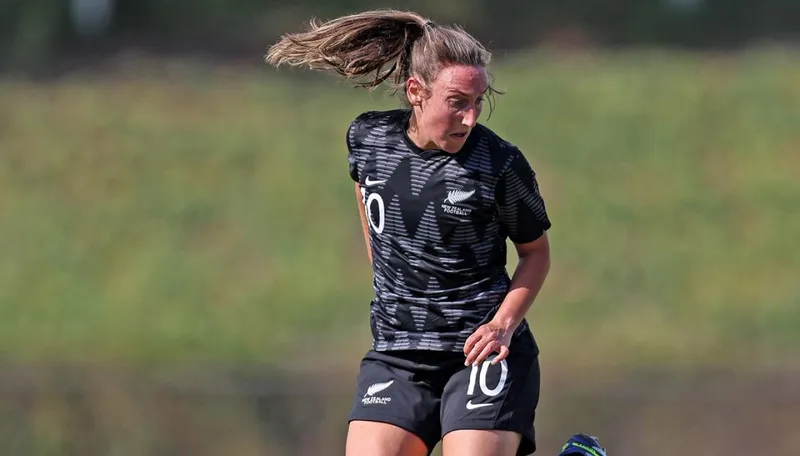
[449,98,468,110]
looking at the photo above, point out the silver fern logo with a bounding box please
[444,190,475,205]
[362,380,394,405]
[365,380,394,397]
[443,189,475,216]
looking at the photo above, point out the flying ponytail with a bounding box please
[266,10,427,90]
[266,9,499,109]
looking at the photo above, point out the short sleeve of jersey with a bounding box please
[345,114,366,183]
[496,150,552,244]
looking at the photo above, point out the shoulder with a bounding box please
[347,109,409,147]
[469,123,527,175]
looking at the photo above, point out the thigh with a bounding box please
[440,353,540,456]
[346,421,429,456]
[442,429,521,456]
[347,350,443,454]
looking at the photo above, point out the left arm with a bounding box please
[491,233,551,340]
[463,233,550,366]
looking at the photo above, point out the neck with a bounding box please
[406,113,435,150]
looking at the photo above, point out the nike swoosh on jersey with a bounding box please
[466,400,493,410]
[364,177,387,186]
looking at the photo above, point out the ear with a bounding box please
[406,76,427,106]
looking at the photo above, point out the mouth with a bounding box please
[450,132,469,139]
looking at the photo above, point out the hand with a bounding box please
[463,321,513,366]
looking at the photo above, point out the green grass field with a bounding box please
[1,50,798,368]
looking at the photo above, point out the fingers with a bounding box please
[464,335,484,365]
[464,343,479,366]
[491,345,510,364]
[464,324,511,366]
[463,331,479,357]
[465,338,499,366]
[473,341,498,366]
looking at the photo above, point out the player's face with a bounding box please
[411,64,488,153]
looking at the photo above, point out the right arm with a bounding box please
[355,183,373,265]
[347,114,372,265]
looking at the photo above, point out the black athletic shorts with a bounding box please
[347,349,541,455]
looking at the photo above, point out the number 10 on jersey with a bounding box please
[360,186,385,234]
[467,359,508,397]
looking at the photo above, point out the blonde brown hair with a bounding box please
[265,9,501,110]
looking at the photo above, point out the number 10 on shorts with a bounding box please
[467,359,508,397]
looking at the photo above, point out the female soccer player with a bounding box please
[267,9,552,456]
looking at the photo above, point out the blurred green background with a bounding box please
[1,1,799,455]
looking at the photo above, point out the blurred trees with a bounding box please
[1,0,799,70]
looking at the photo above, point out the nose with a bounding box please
[461,108,478,128]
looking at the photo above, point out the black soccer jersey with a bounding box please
[346,109,551,354]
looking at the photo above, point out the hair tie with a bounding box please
[424,20,436,30]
